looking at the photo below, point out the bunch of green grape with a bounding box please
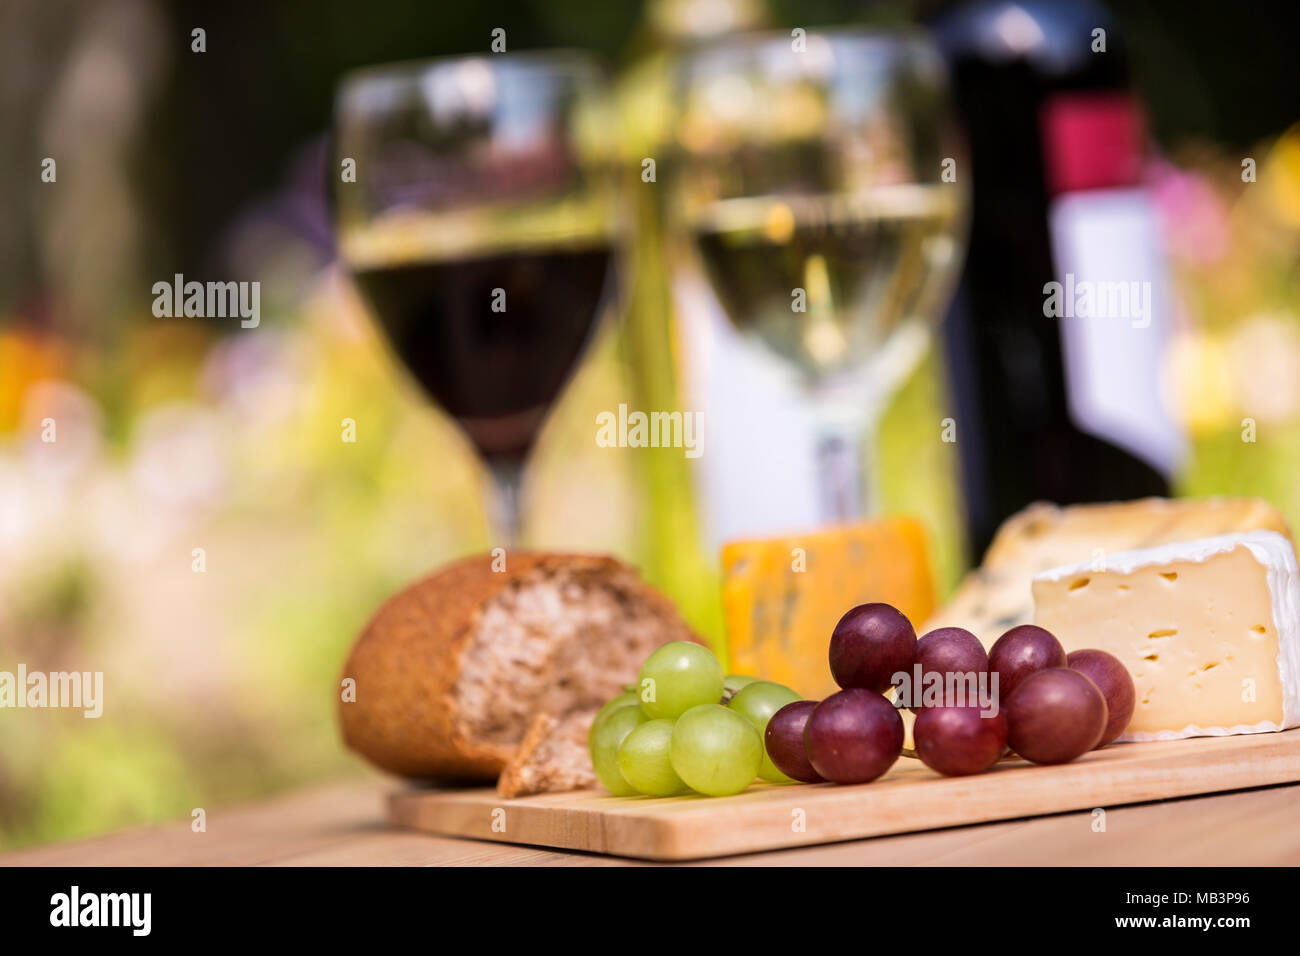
[588,642,802,797]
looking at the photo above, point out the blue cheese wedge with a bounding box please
[1032,531,1300,742]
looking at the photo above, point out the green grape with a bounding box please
[589,691,639,747]
[617,719,687,797]
[722,674,759,700]
[728,681,802,782]
[590,705,646,796]
[637,641,725,720]
[669,704,762,796]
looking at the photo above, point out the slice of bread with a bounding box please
[339,552,695,781]
[497,710,598,797]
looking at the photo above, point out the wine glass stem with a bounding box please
[487,458,524,547]
[815,427,865,525]
[811,396,882,525]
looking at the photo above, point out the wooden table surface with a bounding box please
[4,776,1300,866]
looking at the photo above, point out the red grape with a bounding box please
[913,705,1008,776]
[803,689,903,784]
[988,624,1067,704]
[1005,668,1108,764]
[828,603,917,693]
[912,626,989,711]
[764,700,824,783]
[1067,649,1136,746]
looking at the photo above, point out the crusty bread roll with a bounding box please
[340,552,696,780]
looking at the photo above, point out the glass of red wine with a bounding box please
[333,53,620,543]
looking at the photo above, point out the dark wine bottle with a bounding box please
[927,0,1183,557]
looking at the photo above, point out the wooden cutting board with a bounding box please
[388,729,1300,861]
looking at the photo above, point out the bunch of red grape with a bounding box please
[766,603,1137,783]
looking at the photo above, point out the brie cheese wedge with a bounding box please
[924,497,1291,648]
[1032,531,1300,742]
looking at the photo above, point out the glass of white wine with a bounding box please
[673,29,968,522]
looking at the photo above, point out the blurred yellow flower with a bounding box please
[0,329,65,434]
[1227,313,1300,424]
[1262,124,1300,230]
[1166,330,1235,435]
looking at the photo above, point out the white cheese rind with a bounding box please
[923,497,1293,648]
[1034,530,1300,741]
